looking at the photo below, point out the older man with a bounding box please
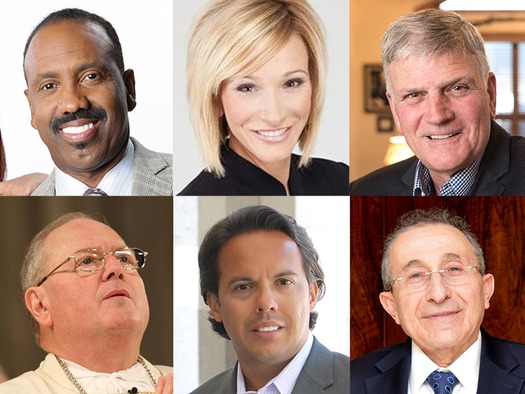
[350,9,525,196]
[192,205,349,393]
[0,212,173,393]
[351,208,525,393]
[23,8,172,196]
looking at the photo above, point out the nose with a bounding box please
[102,254,125,281]
[423,92,454,125]
[255,285,278,313]
[425,272,451,303]
[258,90,286,126]
[57,81,89,114]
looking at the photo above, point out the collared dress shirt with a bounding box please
[236,333,314,394]
[55,139,134,196]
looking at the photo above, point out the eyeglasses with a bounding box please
[36,247,148,286]
[389,264,480,292]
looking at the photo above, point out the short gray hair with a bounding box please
[381,208,485,291]
[382,9,489,92]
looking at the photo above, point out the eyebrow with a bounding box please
[401,253,465,271]
[32,62,106,83]
[225,270,300,287]
[234,69,309,81]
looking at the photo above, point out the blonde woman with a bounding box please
[179,0,348,195]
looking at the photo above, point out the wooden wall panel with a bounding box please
[351,196,525,360]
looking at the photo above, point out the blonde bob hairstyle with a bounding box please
[188,0,327,177]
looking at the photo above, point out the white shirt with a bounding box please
[55,139,134,195]
[63,357,155,393]
[236,332,314,394]
[408,331,482,394]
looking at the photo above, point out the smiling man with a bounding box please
[0,212,172,393]
[350,9,525,196]
[23,8,172,196]
[192,205,349,394]
[351,209,525,393]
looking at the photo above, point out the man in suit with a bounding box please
[351,208,525,393]
[192,205,349,394]
[350,9,525,196]
[23,8,172,196]
[0,212,173,393]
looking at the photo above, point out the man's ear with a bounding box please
[25,287,53,328]
[379,291,401,325]
[207,292,223,323]
[123,69,136,112]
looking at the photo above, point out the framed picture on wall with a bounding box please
[364,64,390,113]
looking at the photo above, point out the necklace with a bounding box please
[55,355,157,394]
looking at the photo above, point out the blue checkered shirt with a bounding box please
[413,154,483,196]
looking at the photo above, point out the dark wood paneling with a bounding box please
[351,196,525,360]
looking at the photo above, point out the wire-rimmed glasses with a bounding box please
[36,247,147,286]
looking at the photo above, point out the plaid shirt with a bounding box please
[413,154,483,196]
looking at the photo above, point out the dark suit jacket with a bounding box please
[351,329,525,393]
[350,121,525,196]
[191,337,349,394]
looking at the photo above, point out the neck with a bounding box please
[44,333,142,373]
[240,360,289,391]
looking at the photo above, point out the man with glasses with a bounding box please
[351,208,525,393]
[0,212,173,393]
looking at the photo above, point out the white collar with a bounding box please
[409,331,482,393]
[54,139,134,195]
[236,332,314,394]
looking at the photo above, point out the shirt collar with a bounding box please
[55,139,134,196]
[413,153,483,196]
[236,332,314,394]
[409,331,482,393]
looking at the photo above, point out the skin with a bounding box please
[221,34,312,195]
[24,20,136,188]
[379,223,494,367]
[386,53,497,193]
[25,219,150,373]
[207,230,318,390]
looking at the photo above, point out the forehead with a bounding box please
[389,223,475,269]
[44,219,124,262]
[25,19,113,72]
[217,230,305,279]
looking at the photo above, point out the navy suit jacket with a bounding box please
[350,121,525,196]
[351,329,525,393]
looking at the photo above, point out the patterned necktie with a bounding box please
[427,370,458,394]
[83,187,108,196]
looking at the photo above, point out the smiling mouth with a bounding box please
[61,122,94,135]
[256,128,288,138]
[254,326,280,332]
[427,132,459,140]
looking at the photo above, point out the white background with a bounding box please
[0,0,173,179]
[173,1,350,193]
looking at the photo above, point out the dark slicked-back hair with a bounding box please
[199,205,325,340]
[23,8,125,78]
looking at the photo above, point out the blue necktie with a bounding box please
[427,370,458,394]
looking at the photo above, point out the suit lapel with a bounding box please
[477,330,525,394]
[365,340,411,394]
[291,338,335,393]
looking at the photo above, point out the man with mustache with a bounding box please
[192,205,349,393]
[23,8,172,196]
[351,208,525,393]
[350,9,525,196]
[0,212,173,393]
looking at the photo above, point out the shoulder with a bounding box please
[190,367,236,394]
[293,156,349,195]
[350,157,417,196]
[31,173,55,196]
[177,169,234,195]
[0,371,53,394]
[131,137,172,165]
[351,341,410,378]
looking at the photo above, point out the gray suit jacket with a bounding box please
[350,121,525,196]
[31,137,172,196]
[190,337,350,394]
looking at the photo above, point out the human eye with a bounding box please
[234,283,252,291]
[39,82,58,92]
[276,278,293,286]
[445,262,466,275]
[235,83,256,93]
[81,71,103,86]
[403,92,422,101]
[284,78,304,89]
[448,84,470,97]
[406,270,426,282]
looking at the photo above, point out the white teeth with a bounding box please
[257,128,287,137]
[429,133,455,140]
[62,123,94,135]
[256,326,279,332]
